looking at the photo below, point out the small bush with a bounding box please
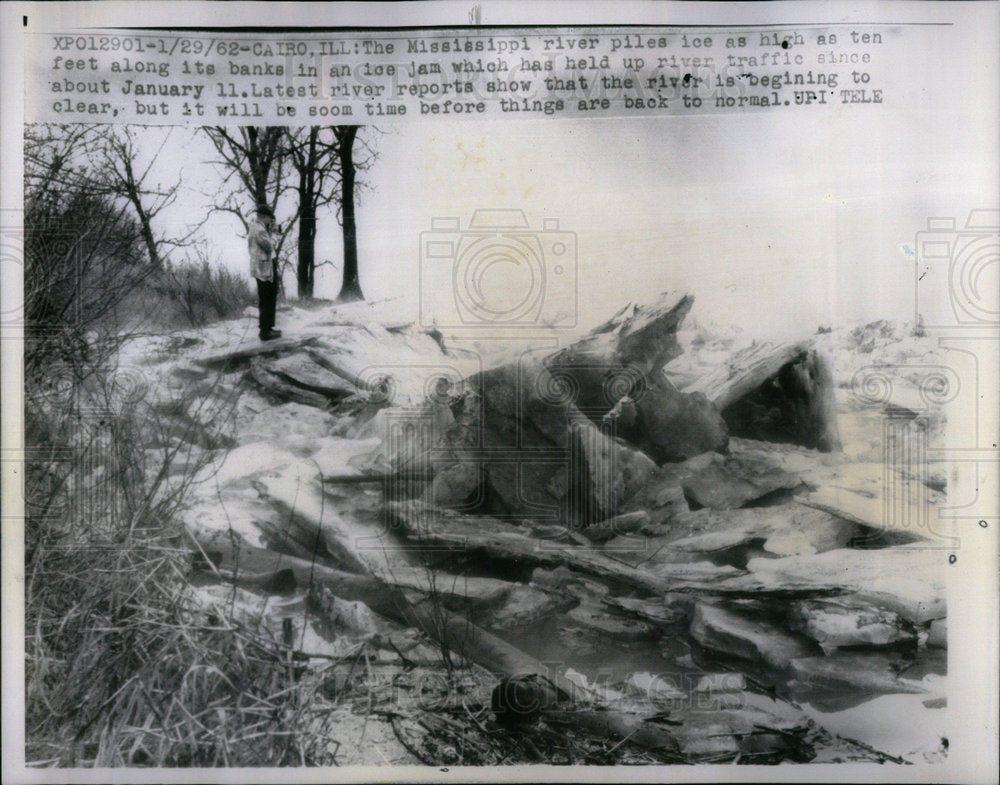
[24,186,152,379]
[151,253,256,328]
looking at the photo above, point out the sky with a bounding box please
[141,101,995,341]
[84,13,997,342]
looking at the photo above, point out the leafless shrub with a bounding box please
[152,245,255,328]
[22,124,336,766]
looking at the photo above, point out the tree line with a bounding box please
[22,123,379,766]
[25,123,375,311]
[203,125,375,301]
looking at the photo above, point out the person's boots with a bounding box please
[260,328,283,341]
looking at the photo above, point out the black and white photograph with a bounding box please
[2,1,998,782]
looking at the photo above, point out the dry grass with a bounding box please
[25,528,347,766]
[23,345,344,766]
[148,251,257,330]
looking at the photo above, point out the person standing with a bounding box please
[248,204,281,341]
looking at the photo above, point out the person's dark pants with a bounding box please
[256,277,277,336]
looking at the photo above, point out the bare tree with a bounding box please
[202,126,293,278]
[92,126,202,269]
[285,125,379,301]
[202,125,375,301]
[285,127,338,299]
[23,124,93,208]
[203,126,287,214]
[23,125,152,380]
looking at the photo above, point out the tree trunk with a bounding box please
[246,127,270,209]
[295,129,320,299]
[296,176,316,299]
[133,200,161,269]
[121,156,161,269]
[336,126,363,302]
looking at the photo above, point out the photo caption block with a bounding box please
[27,25,904,123]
